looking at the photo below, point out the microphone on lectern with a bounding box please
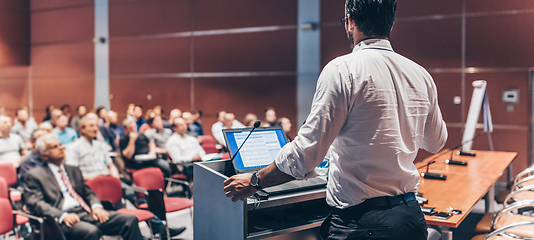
[230,120,261,162]
[421,160,447,180]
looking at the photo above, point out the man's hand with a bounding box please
[63,213,80,227]
[192,154,202,162]
[223,173,258,202]
[92,207,109,224]
[129,132,139,141]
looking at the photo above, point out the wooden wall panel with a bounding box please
[31,78,94,122]
[109,38,191,74]
[0,0,29,66]
[109,78,191,121]
[31,5,93,44]
[31,42,94,77]
[194,30,296,72]
[109,0,190,37]
[0,78,29,116]
[466,14,534,68]
[391,19,462,68]
[395,1,462,17]
[194,0,297,30]
[31,0,93,11]
[467,0,534,12]
[432,73,463,123]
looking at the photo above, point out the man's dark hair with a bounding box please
[345,0,397,38]
[76,104,86,111]
[96,106,106,116]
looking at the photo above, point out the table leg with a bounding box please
[484,184,495,213]
[506,164,513,184]
[440,228,453,240]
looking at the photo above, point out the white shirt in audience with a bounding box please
[166,133,206,164]
[211,120,245,146]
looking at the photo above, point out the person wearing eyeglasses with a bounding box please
[22,134,145,240]
[223,1,447,239]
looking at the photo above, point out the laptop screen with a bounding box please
[223,126,288,172]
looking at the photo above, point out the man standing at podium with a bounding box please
[223,0,448,239]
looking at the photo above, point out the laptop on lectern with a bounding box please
[222,126,326,196]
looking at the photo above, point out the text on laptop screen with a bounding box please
[225,127,288,171]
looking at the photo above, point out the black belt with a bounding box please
[332,192,416,213]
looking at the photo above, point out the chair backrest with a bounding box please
[198,135,219,154]
[0,163,18,186]
[85,176,123,205]
[132,167,164,191]
[0,198,14,235]
[0,178,8,199]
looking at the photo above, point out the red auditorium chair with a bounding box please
[197,135,220,154]
[0,163,22,203]
[132,168,193,240]
[86,176,155,238]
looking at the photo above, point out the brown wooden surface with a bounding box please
[415,150,517,228]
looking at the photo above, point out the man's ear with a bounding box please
[346,14,356,31]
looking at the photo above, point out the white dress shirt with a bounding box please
[166,133,206,164]
[275,39,448,209]
[66,136,111,180]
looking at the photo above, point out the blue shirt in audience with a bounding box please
[53,127,78,145]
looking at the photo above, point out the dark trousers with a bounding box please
[61,210,144,240]
[321,197,427,240]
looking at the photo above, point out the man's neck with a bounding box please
[19,119,26,126]
[56,127,66,132]
[0,131,9,138]
[83,135,93,143]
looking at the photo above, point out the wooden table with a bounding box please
[415,150,517,228]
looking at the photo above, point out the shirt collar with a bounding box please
[48,162,65,173]
[352,38,393,53]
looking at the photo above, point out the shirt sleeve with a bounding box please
[65,144,79,167]
[421,75,448,153]
[275,62,351,179]
[166,137,187,164]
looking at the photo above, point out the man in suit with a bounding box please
[23,134,145,240]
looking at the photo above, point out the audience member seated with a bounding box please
[11,107,38,149]
[23,134,145,240]
[277,117,293,141]
[126,103,136,122]
[133,105,146,131]
[19,130,48,181]
[243,113,258,127]
[42,104,55,122]
[212,112,244,147]
[166,117,206,177]
[144,115,172,155]
[181,112,197,137]
[165,108,182,130]
[54,115,78,145]
[66,116,136,206]
[152,105,170,129]
[70,105,87,134]
[96,106,108,127]
[61,104,72,123]
[119,118,170,177]
[106,110,124,138]
[263,107,277,127]
[138,109,155,133]
[48,108,63,127]
[0,115,29,167]
[38,121,54,134]
[189,110,204,136]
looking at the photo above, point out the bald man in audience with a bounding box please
[212,113,245,147]
[54,115,78,145]
[165,108,182,130]
[166,117,206,177]
[106,110,124,138]
[19,130,49,180]
[181,112,197,137]
[38,122,54,134]
[0,115,29,167]
[48,109,63,127]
